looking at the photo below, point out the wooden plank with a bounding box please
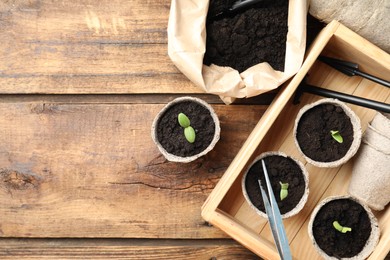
[0,102,266,238]
[0,0,202,94]
[330,24,390,82]
[0,93,276,105]
[0,0,170,44]
[0,238,259,259]
[0,41,198,94]
[211,209,279,260]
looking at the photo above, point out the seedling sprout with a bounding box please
[279,182,289,201]
[330,130,343,143]
[178,113,196,143]
[333,221,352,233]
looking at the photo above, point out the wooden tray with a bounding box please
[201,21,390,260]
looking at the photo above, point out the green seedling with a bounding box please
[178,113,196,143]
[184,126,196,143]
[178,113,190,128]
[333,221,352,233]
[330,130,343,143]
[279,182,289,201]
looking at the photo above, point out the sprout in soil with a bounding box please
[333,221,352,233]
[330,130,343,143]
[178,113,196,143]
[279,182,289,201]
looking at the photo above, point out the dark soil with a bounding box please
[204,0,289,72]
[312,198,372,258]
[156,101,215,157]
[204,0,325,73]
[296,103,354,162]
[244,155,306,215]
[306,14,326,50]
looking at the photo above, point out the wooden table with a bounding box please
[0,0,271,258]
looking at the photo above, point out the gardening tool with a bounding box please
[209,0,268,20]
[258,160,292,260]
[318,56,390,88]
[294,82,390,113]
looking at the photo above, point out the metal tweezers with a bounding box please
[258,160,292,260]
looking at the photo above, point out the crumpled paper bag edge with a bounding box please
[167,0,308,103]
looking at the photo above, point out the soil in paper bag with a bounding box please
[204,0,288,73]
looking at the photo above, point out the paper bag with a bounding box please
[167,0,307,103]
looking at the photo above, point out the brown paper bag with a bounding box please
[167,0,307,103]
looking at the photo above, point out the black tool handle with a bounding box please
[301,84,390,113]
[318,56,390,88]
[354,70,390,88]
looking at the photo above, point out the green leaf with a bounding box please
[184,126,196,143]
[333,221,343,232]
[178,113,190,128]
[279,182,289,201]
[342,227,352,233]
[330,130,343,143]
[333,221,352,233]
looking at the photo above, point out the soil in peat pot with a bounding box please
[156,101,215,157]
[204,0,289,72]
[244,155,305,214]
[296,104,354,162]
[312,199,372,258]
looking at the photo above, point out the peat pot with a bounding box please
[151,96,220,163]
[294,98,362,168]
[242,151,309,219]
[308,195,379,259]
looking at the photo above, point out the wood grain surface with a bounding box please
[0,102,265,238]
[1,0,388,259]
[0,238,259,259]
[0,0,269,258]
[0,0,197,94]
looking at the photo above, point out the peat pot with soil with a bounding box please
[294,98,362,168]
[242,151,309,219]
[151,96,220,163]
[308,196,380,259]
